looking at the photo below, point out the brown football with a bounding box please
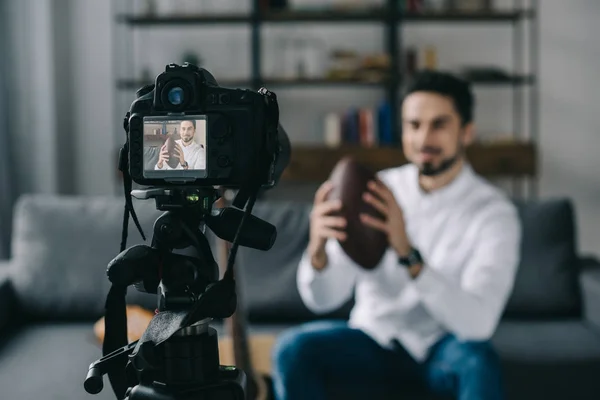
[327,157,388,270]
[165,136,180,169]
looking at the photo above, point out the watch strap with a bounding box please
[398,248,423,268]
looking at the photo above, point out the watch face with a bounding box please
[398,257,411,267]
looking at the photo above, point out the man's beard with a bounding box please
[418,144,463,177]
[182,136,193,144]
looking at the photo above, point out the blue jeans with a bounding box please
[271,320,504,400]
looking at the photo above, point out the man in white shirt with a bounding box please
[271,71,521,400]
[155,120,206,170]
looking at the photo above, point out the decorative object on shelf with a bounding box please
[405,47,418,76]
[302,36,326,79]
[326,50,389,82]
[359,53,390,82]
[277,32,324,79]
[331,0,384,10]
[377,100,394,145]
[450,0,492,12]
[282,35,307,79]
[327,49,361,80]
[407,0,425,12]
[138,0,157,16]
[263,0,288,10]
[424,0,451,11]
[324,112,342,148]
[322,103,383,148]
[288,0,328,11]
[423,46,438,70]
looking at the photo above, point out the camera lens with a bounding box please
[167,87,184,106]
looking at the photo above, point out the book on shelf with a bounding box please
[322,100,394,148]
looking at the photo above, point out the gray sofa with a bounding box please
[1,194,600,400]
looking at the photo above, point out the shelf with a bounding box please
[261,76,534,87]
[402,9,533,22]
[261,77,388,86]
[462,74,534,85]
[116,14,250,25]
[263,9,532,23]
[261,8,388,23]
[117,78,387,90]
[117,9,533,26]
[117,74,533,91]
[281,142,536,182]
[116,79,251,91]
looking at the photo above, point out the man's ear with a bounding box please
[462,122,475,146]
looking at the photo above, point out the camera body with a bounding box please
[126,63,281,188]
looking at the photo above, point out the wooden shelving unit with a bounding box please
[117,9,534,25]
[282,142,536,182]
[114,0,539,195]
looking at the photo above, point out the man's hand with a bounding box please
[308,180,347,270]
[157,144,169,169]
[174,143,186,167]
[360,179,411,257]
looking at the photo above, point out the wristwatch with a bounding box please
[181,161,189,168]
[398,247,423,268]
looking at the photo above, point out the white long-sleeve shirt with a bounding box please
[297,163,521,362]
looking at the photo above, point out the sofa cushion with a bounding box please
[0,323,117,400]
[9,195,163,319]
[236,201,353,323]
[504,199,581,318]
[492,320,600,400]
[240,199,583,322]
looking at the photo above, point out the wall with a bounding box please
[70,0,115,195]
[6,0,600,256]
[7,0,115,196]
[7,0,59,194]
[537,0,600,256]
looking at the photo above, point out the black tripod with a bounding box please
[83,187,276,400]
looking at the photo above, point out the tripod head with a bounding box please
[84,187,276,400]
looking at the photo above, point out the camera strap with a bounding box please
[118,141,147,247]
[101,142,148,400]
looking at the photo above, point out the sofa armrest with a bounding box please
[0,260,16,333]
[580,257,600,331]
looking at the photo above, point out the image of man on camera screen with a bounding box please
[155,119,206,170]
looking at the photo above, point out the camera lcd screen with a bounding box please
[143,116,208,180]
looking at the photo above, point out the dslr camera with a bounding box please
[128,62,288,188]
[83,63,290,400]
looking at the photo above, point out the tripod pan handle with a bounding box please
[84,366,103,394]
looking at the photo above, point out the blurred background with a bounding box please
[2,1,600,400]
[1,0,599,260]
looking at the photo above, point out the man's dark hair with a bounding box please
[181,120,196,130]
[403,70,474,126]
